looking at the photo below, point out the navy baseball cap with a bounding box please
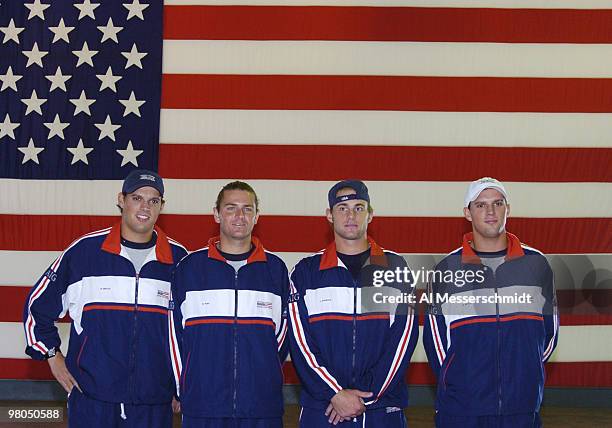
[122,169,164,196]
[328,180,370,208]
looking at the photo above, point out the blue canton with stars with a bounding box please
[0,0,162,179]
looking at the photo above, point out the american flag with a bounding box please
[1,0,611,390]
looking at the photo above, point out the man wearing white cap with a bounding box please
[423,177,559,428]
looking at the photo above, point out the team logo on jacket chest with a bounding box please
[157,289,170,300]
[257,301,273,310]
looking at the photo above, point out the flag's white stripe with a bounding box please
[4,251,611,289]
[2,321,70,359]
[159,110,612,148]
[164,41,612,78]
[0,180,610,217]
[163,0,612,9]
[1,322,609,362]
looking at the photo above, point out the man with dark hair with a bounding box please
[170,180,289,428]
[423,177,559,428]
[288,180,419,427]
[23,169,187,428]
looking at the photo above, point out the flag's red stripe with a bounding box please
[163,6,612,44]
[161,75,612,113]
[3,359,611,387]
[5,286,610,325]
[0,215,609,254]
[159,145,612,182]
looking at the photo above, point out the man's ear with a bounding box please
[213,207,221,224]
[118,192,125,209]
[463,207,472,222]
[326,208,333,224]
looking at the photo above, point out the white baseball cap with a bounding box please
[464,177,508,208]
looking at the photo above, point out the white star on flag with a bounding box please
[69,90,95,116]
[95,115,121,141]
[24,0,50,21]
[48,18,75,44]
[97,17,123,44]
[21,89,47,116]
[22,42,48,68]
[67,139,93,165]
[0,19,25,45]
[119,91,145,117]
[123,0,149,21]
[96,66,122,92]
[44,114,69,140]
[45,66,71,92]
[0,113,19,140]
[72,41,98,67]
[0,66,22,92]
[116,140,143,166]
[121,43,147,69]
[18,138,44,164]
[74,0,100,20]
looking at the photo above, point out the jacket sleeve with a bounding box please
[364,259,419,406]
[23,249,73,360]
[422,266,450,379]
[169,255,188,398]
[287,262,343,402]
[541,259,559,363]
[276,261,290,363]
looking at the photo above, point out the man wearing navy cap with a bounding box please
[288,180,419,427]
[423,177,559,428]
[23,169,187,427]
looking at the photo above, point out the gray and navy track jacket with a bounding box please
[423,232,559,417]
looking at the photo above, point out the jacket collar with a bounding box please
[461,231,524,265]
[207,235,267,264]
[101,222,174,264]
[319,236,388,270]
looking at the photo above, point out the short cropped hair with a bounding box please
[215,181,260,212]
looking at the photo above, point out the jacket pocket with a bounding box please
[181,351,191,393]
[76,336,88,373]
[441,352,455,390]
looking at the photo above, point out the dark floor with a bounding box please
[2,402,612,427]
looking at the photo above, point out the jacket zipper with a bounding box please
[129,271,140,401]
[352,277,357,387]
[492,267,502,415]
[233,270,239,417]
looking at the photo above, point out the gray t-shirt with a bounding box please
[476,249,507,274]
[123,245,154,273]
[121,236,156,273]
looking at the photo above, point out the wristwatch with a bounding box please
[44,347,57,360]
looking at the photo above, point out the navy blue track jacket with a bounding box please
[288,238,419,410]
[23,223,187,404]
[170,236,289,418]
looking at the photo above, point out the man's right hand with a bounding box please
[47,352,81,394]
[328,389,373,423]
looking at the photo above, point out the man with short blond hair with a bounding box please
[170,180,289,428]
